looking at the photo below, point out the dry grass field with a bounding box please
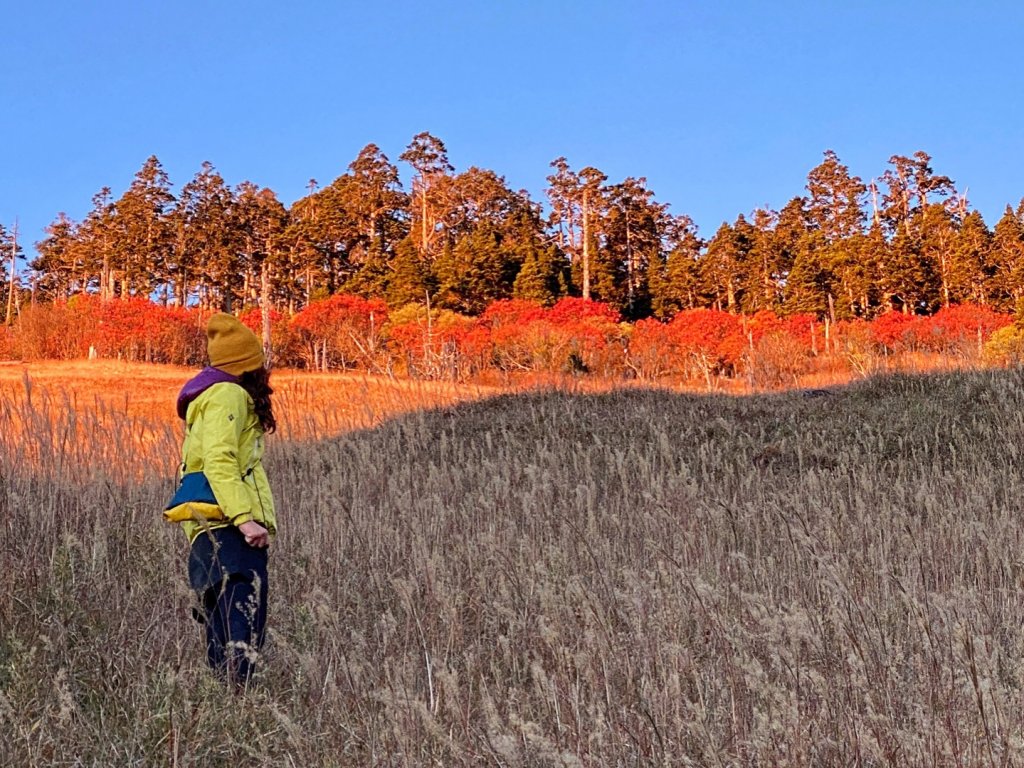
[4,362,1024,765]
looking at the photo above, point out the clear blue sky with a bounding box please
[2,1,1023,254]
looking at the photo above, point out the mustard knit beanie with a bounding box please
[207,313,265,376]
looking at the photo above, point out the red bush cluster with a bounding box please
[868,304,1010,354]
[1,296,1013,382]
[9,296,207,364]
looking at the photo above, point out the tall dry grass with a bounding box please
[4,366,1024,765]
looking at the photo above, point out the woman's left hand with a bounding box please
[238,521,270,548]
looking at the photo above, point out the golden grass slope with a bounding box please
[3,365,1024,764]
[0,361,497,483]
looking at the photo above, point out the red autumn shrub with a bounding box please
[149,304,207,365]
[547,297,621,325]
[781,313,818,352]
[482,300,546,372]
[480,298,624,375]
[667,309,746,382]
[386,305,482,379]
[546,298,624,375]
[625,318,672,379]
[11,301,90,359]
[870,311,919,352]
[745,310,784,343]
[916,304,1011,355]
[291,294,389,370]
[481,299,548,328]
[80,298,204,364]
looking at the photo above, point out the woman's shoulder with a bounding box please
[190,381,254,421]
[202,381,253,407]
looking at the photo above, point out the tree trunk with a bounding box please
[261,262,272,368]
[421,187,429,256]
[582,191,591,300]
[5,221,17,325]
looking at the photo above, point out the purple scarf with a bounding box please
[176,367,239,420]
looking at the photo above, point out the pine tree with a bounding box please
[806,150,867,242]
[435,223,513,314]
[545,157,581,267]
[919,203,958,309]
[990,206,1024,313]
[773,197,813,313]
[1,221,27,323]
[576,167,607,300]
[111,156,175,299]
[174,162,237,309]
[400,132,453,260]
[701,218,753,312]
[805,151,867,318]
[604,177,667,318]
[387,236,434,307]
[342,144,409,296]
[233,182,288,310]
[79,188,116,300]
[950,210,992,305]
[651,215,702,319]
[784,236,830,316]
[742,208,780,314]
[32,213,79,300]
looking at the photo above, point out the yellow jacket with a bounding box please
[177,381,276,544]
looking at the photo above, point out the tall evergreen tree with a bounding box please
[341,144,409,296]
[950,209,992,305]
[79,188,116,301]
[990,205,1024,313]
[435,223,517,314]
[805,151,867,318]
[741,208,779,313]
[111,156,175,299]
[386,236,434,307]
[0,223,20,320]
[32,213,79,300]
[701,217,753,312]
[400,132,453,260]
[604,177,666,318]
[576,167,607,300]
[545,157,581,262]
[650,215,702,319]
[173,162,237,309]
[233,182,288,309]
[919,202,959,309]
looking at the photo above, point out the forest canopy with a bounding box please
[9,135,1024,325]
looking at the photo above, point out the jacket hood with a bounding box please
[176,366,239,420]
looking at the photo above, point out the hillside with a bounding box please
[2,369,1024,764]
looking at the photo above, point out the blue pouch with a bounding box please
[164,472,224,522]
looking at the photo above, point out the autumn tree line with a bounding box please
[7,134,1023,322]
[5,134,1024,382]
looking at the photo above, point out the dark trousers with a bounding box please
[189,526,269,684]
[201,571,268,683]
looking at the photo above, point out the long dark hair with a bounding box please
[238,367,277,434]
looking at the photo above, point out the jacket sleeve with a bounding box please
[200,384,254,526]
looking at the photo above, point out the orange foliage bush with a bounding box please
[869,305,1009,356]
[291,295,389,370]
[387,307,483,379]
[2,296,1016,383]
[869,311,918,352]
[668,309,746,381]
[916,304,1011,354]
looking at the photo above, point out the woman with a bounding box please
[169,312,277,685]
